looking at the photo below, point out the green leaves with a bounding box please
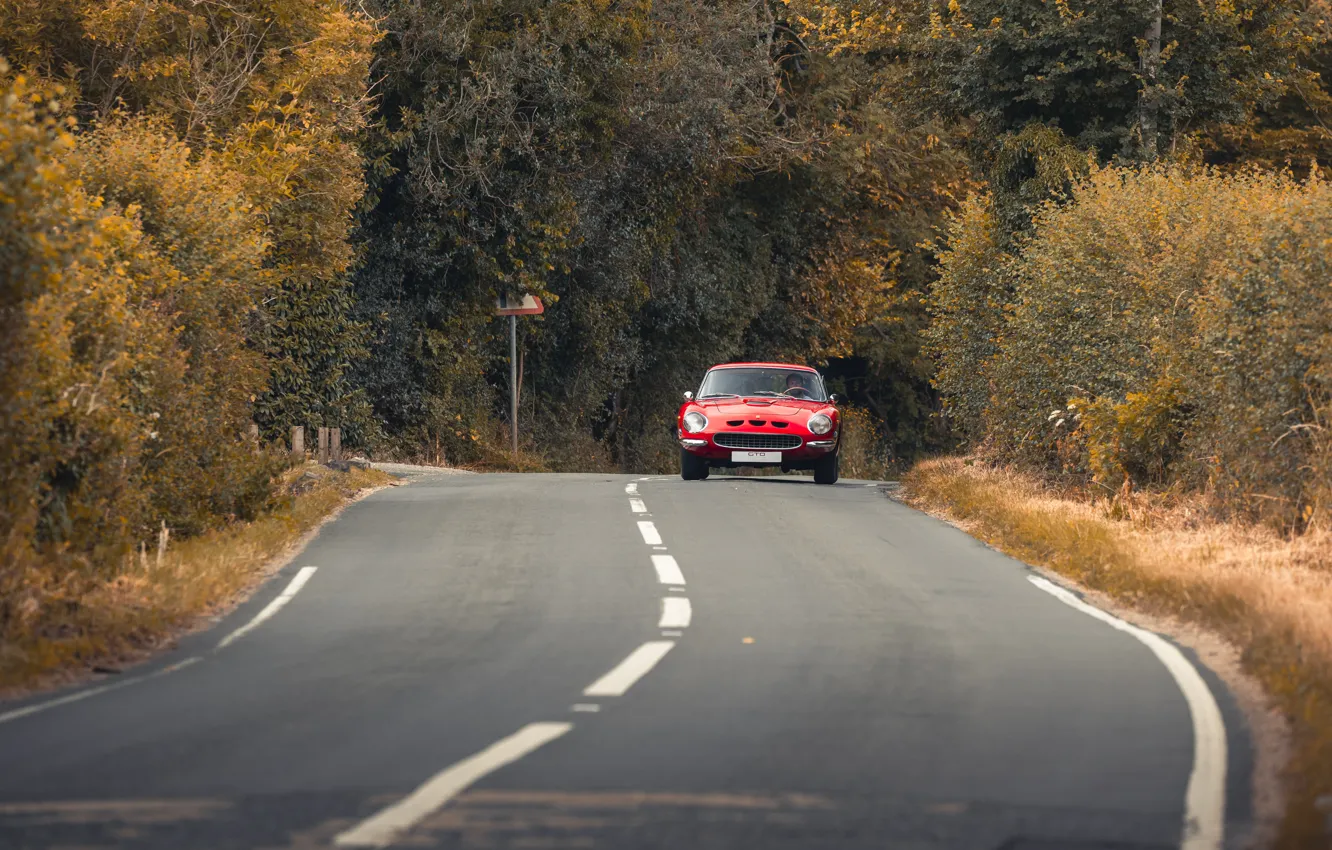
[351,0,963,467]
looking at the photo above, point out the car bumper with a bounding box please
[679,434,837,464]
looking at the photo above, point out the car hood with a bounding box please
[695,398,827,418]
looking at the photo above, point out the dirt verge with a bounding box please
[0,464,395,698]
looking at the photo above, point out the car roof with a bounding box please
[707,362,818,372]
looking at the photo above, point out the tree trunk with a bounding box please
[1140,0,1163,160]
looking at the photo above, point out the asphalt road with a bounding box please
[0,472,1254,850]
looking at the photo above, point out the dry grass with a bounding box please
[0,464,393,695]
[903,457,1332,849]
[835,406,911,481]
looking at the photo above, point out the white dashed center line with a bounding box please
[583,641,676,697]
[659,597,692,629]
[651,555,685,585]
[334,722,572,847]
[629,498,647,513]
[636,521,662,545]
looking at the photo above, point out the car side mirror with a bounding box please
[682,391,694,401]
[829,394,838,404]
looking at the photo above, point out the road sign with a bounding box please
[496,294,545,316]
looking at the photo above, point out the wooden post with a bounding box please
[330,428,342,462]
[156,520,169,568]
[317,426,330,463]
[291,426,305,459]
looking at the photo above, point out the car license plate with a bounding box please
[732,450,782,463]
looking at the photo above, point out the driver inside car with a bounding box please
[784,373,814,399]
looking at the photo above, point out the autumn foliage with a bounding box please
[2,0,1331,721]
[0,0,377,656]
[928,167,1332,530]
[0,67,278,637]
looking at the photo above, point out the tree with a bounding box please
[1204,6,1332,173]
[353,0,969,467]
[0,65,281,639]
[797,0,1307,160]
[1,0,380,439]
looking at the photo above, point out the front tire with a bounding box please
[681,448,709,481]
[813,451,839,485]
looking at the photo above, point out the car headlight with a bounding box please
[683,411,708,433]
[808,413,833,435]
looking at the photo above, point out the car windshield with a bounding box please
[698,367,826,401]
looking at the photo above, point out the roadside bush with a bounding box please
[986,167,1277,465]
[930,165,1331,526]
[1063,378,1189,488]
[1188,185,1332,525]
[837,406,895,481]
[1,67,150,594]
[923,194,1010,444]
[0,68,283,645]
[71,118,281,535]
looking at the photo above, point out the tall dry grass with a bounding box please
[0,465,391,693]
[904,457,1332,849]
[836,406,900,481]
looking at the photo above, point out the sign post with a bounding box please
[509,313,518,456]
[495,294,545,460]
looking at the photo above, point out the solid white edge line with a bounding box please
[0,653,205,727]
[216,566,317,649]
[583,641,675,697]
[333,721,572,848]
[155,656,202,676]
[636,521,662,545]
[0,679,135,725]
[629,498,647,513]
[659,597,691,629]
[1028,575,1226,850]
[651,554,686,585]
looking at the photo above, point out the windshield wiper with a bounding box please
[699,393,739,399]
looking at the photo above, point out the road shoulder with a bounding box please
[0,464,396,702]
[897,457,1306,849]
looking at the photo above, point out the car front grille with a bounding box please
[713,433,802,451]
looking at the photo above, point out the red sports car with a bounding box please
[677,362,840,484]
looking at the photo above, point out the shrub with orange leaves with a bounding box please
[930,165,1332,529]
[1,0,381,441]
[0,64,283,645]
